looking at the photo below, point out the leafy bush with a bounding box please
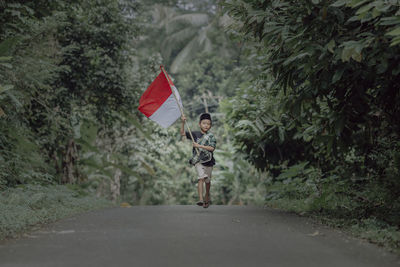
[222,0,400,235]
[0,184,113,239]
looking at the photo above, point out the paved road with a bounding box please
[0,205,399,267]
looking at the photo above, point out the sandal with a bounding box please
[203,201,209,208]
[196,201,204,206]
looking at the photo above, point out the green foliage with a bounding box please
[0,1,65,186]
[0,122,56,188]
[220,85,313,171]
[141,2,239,73]
[57,0,140,121]
[224,0,400,151]
[351,218,400,252]
[0,0,141,188]
[221,0,400,249]
[212,143,267,206]
[177,51,242,96]
[0,184,113,240]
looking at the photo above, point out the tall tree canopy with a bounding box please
[222,0,400,227]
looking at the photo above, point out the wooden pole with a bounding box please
[160,65,199,154]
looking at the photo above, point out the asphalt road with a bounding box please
[0,205,399,267]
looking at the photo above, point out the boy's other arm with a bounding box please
[192,143,215,152]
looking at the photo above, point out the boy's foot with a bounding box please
[203,201,209,208]
[196,201,204,206]
[205,194,211,204]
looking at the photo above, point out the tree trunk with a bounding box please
[96,180,105,198]
[110,168,121,203]
[62,139,78,184]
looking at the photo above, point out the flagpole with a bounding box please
[160,65,199,154]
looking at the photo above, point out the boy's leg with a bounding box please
[195,163,207,204]
[205,166,212,203]
[205,182,211,202]
[203,181,211,208]
[197,178,204,202]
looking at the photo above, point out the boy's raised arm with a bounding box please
[180,116,186,136]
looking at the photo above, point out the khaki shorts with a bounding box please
[195,163,213,183]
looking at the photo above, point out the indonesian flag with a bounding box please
[138,66,183,128]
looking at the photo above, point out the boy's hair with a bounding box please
[199,113,212,123]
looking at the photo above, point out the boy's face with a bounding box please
[199,119,212,133]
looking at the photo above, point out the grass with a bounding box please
[266,197,400,254]
[0,184,114,240]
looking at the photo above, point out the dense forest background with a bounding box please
[1,0,399,250]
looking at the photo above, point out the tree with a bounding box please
[0,0,142,192]
[223,0,400,151]
[222,0,400,226]
[142,2,238,73]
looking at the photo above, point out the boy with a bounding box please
[180,113,216,208]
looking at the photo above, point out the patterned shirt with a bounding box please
[185,131,216,166]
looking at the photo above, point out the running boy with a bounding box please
[180,113,216,208]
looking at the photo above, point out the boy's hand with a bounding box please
[181,115,186,122]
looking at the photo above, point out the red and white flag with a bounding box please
[138,66,183,128]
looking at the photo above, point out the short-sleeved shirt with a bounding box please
[185,131,216,166]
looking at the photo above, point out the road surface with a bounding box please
[0,205,399,267]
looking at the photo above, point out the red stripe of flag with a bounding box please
[138,71,172,117]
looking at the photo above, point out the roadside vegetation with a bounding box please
[0,184,113,239]
[1,0,399,252]
[222,0,400,252]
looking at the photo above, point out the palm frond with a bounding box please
[168,13,209,28]
[198,26,213,53]
[152,5,176,28]
[204,37,212,52]
[218,13,235,28]
[167,27,197,44]
[198,25,211,45]
[170,38,198,73]
[161,28,197,61]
